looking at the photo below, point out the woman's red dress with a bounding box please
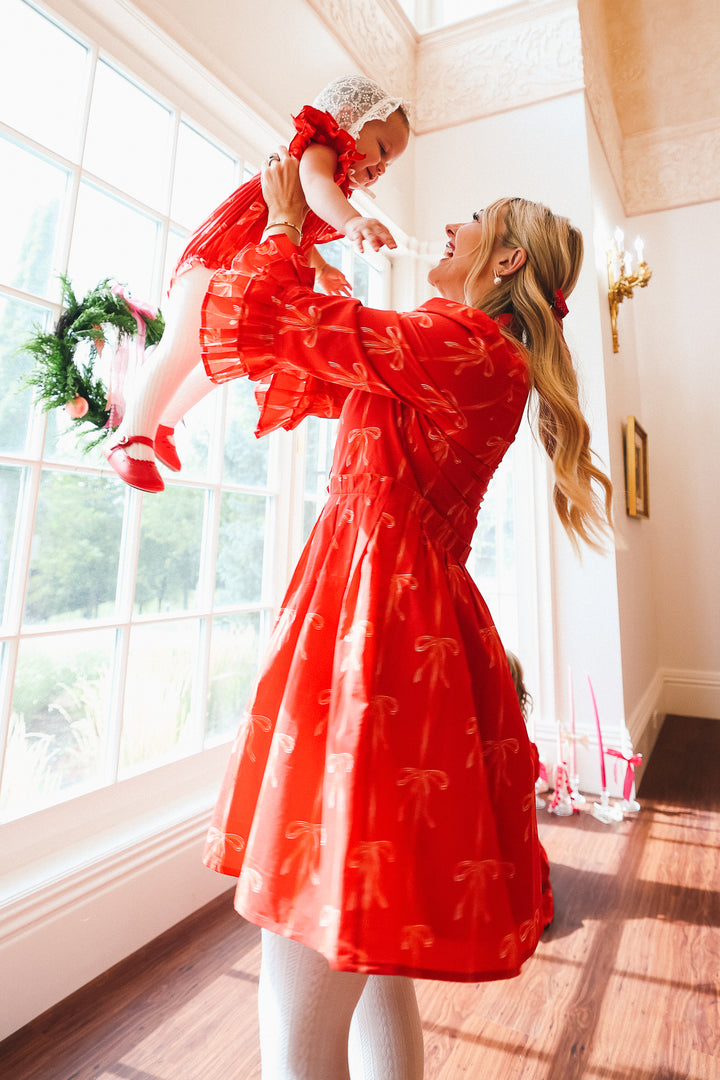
[201,236,545,983]
[172,106,360,279]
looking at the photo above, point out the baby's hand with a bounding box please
[315,263,352,296]
[344,216,397,253]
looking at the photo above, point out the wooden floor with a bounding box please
[2,714,718,1080]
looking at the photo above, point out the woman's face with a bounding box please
[427,215,490,302]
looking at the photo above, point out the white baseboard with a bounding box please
[0,811,233,1042]
[534,666,719,801]
[661,668,720,720]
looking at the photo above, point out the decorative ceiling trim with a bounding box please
[416,4,584,132]
[304,0,417,103]
[305,0,719,214]
[623,120,720,216]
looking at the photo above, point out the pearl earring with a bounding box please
[493,270,502,286]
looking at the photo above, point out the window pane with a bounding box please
[164,228,188,289]
[84,60,173,211]
[223,378,270,488]
[120,619,199,776]
[23,473,125,624]
[172,122,238,230]
[0,0,89,160]
[134,487,205,615]
[0,466,23,621]
[0,295,51,454]
[0,137,70,300]
[162,386,215,482]
[303,415,335,542]
[215,492,268,605]
[69,181,160,300]
[2,627,114,821]
[205,611,264,744]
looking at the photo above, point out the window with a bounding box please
[0,0,285,822]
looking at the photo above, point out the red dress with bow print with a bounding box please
[201,236,544,983]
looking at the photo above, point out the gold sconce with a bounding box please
[607,228,652,353]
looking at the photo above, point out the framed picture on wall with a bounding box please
[624,416,649,518]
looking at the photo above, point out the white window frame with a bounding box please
[0,0,301,904]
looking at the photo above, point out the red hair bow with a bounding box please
[551,288,569,320]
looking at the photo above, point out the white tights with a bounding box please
[115,265,216,460]
[258,929,424,1080]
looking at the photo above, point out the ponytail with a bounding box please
[466,198,613,552]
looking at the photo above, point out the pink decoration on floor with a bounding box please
[606,748,643,801]
[587,675,606,789]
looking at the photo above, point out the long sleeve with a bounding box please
[201,236,528,445]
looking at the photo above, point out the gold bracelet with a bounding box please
[264,220,302,237]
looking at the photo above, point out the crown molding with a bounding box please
[623,120,720,216]
[416,3,583,132]
[304,0,417,103]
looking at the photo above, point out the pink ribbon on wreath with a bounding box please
[605,748,643,800]
[106,283,158,428]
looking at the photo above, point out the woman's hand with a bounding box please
[261,147,308,240]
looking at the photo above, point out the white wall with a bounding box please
[632,199,720,713]
[584,106,663,763]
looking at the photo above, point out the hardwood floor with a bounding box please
[1,714,718,1080]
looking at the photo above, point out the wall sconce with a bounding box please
[607,228,652,353]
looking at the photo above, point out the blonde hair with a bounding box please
[465,198,613,551]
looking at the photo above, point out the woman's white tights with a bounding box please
[258,929,424,1080]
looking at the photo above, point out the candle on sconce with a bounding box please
[614,226,624,254]
[634,236,645,264]
[587,675,606,790]
[623,249,633,275]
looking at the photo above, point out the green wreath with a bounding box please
[23,275,165,447]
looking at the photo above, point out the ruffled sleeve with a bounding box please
[201,238,350,436]
[288,106,362,197]
[200,237,529,446]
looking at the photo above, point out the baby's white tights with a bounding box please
[258,928,424,1080]
[115,265,215,460]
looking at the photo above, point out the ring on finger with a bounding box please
[266,153,280,166]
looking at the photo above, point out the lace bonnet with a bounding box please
[313,75,411,140]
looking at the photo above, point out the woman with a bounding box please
[202,149,612,1078]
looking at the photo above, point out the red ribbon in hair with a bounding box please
[551,288,569,320]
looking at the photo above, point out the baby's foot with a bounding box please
[154,425,182,472]
[104,434,163,492]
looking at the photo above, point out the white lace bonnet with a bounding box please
[313,75,411,140]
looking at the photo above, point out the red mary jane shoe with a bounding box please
[104,435,164,492]
[154,424,182,472]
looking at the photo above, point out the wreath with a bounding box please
[23,275,165,447]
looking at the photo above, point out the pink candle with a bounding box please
[569,667,577,775]
[587,675,606,789]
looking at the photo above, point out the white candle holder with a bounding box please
[592,789,624,824]
[569,774,586,806]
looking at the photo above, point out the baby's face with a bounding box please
[350,110,409,189]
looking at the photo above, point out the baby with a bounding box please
[105,75,410,492]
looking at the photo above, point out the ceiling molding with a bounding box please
[623,120,720,217]
[416,4,584,132]
[298,0,720,215]
[304,0,417,103]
